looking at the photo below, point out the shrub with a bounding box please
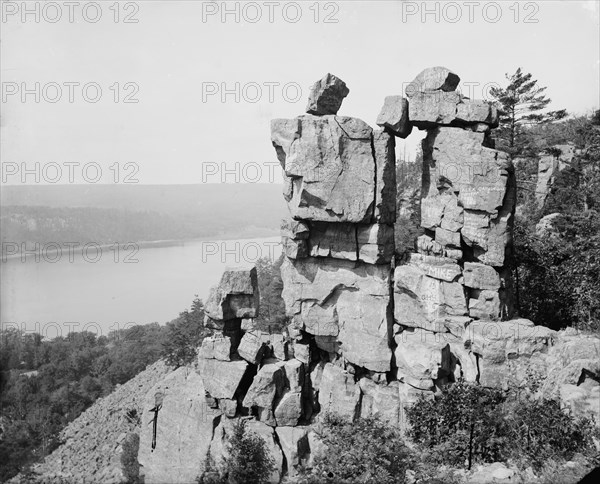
[504,398,596,470]
[406,381,507,468]
[298,414,413,483]
[223,419,275,484]
[406,381,596,471]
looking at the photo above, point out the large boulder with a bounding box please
[204,267,260,321]
[409,91,497,129]
[198,358,249,400]
[463,319,556,388]
[271,115,381,223]
[405,66,460,97]
[199,335,232,361]
[274,391,303,426]
[138,368,220,484]
[237,331,269,365]
[376,96,412,138]
[281,257,393,372]
[306,73,349,116]
[463,262,501,290]
[242,362,285,412]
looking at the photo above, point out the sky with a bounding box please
[1,0,599,185]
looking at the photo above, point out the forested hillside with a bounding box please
[0,256,286,481]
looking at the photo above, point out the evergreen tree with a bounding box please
[161,297,208,368]
[224,419,275,484]
[490,68,567,155]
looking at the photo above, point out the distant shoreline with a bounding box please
[1,230,281,262]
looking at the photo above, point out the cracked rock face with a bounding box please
[281,256,393,372]
[271,115,379,223]
[138,368,220,484]
[317,363,361,422]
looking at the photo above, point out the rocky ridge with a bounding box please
[23,69,600,484]
[138,69,600,483]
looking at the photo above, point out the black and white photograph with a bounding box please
[1,1,599,482]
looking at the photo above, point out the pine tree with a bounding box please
[490,68,567,155]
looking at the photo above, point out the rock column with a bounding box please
[271,74,400,380]
[394,66,516,334]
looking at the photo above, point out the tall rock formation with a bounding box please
[131,69,598,484]
[272,74,397,375]
[396,66,515,331]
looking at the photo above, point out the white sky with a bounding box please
[1,0,599,185]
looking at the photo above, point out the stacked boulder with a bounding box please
[271,73,402,423]
[394,66,516,337]
[196,266,309,482]
[270,69,520,430]
[199,267,299,425]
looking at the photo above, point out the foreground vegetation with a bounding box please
[296,383,598,483]
[202,381,597,483]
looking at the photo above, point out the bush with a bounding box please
[298,414,413,484]
[406,381,596,471]
[514,212,600,331]
[406,381,507,468]
[218,419,276,484]
[504,398,596,470]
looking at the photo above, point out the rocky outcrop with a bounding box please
[396,70,516,329]
[97,69,597,484]
[273,74,397,379]
[535,144,576,208]
[205,267,260,322]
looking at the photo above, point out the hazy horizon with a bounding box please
[2,0,598,186]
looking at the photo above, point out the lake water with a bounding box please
[0,237,281,338]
